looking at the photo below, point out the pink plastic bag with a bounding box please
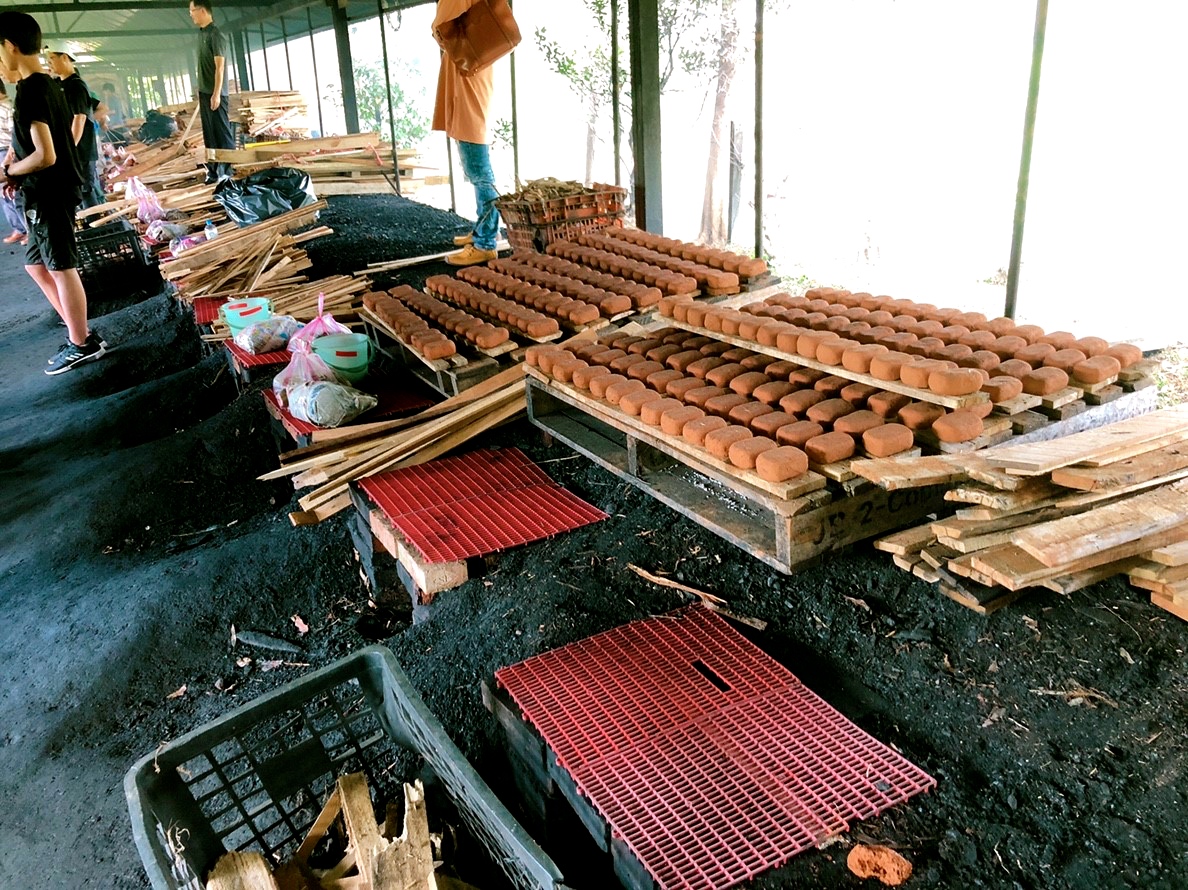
[273,339,340,405]
[289,294,352,352]
[126,176,165,223]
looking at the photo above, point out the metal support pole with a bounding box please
[509,0,519,185]
[611,0,621,187]
[259,23,272,90]
[754,0,764,260]
[280,16,293,90]
[307,8,324,137]
[376,0,403,196]
[1005,0,1049,319]
[243,29,256,89]
[628,0,662,232]
[331,1,360,133]
[233,30,250,91]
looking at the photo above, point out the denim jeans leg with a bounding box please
[456,140,500,250]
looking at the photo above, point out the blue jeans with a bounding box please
[456,140,499,250]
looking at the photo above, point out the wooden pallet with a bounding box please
[364,317,502,398]
[526,376,947,575]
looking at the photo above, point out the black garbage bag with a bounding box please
[214,167,318,227]
[137,110,178,144]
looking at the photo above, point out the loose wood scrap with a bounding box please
[869,406,1188,614]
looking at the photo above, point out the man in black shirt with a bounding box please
[45,42,103,208]
[189,0,233,183]
[0,11,106,374]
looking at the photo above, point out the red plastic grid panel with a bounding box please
[192,296,229,326]
[225,341,290,369]
[359,448,607,564]
[497,607,935,890]
[261,389,320,436]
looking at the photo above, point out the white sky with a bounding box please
[243,0,1186,348]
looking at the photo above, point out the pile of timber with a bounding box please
[862,403,1188,616]
[207,133,447,196]
[206,773,452,890]
[264,360,549,525]
[229,90,311,139]
[161,200,329,298]
[107,102,204,189]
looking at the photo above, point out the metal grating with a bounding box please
[192,296,229,326]
[496,607,936,890]
[225,341,291,369]
[359,448,607,564]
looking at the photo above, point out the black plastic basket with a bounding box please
[124,645,565,890]
[77,220,161,298]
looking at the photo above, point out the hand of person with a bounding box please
[210,94,221,111]
[3,147,13,166]
[3,181,18,200]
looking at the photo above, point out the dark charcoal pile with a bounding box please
[0,196,1185,890]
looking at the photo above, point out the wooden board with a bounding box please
[663,317,991,410]
[1150,591,1188,622]
[1049,442,1188,491]
[991,392,1044,416]
[850,454,967,490]
[526,369,826,502]
[874,522,937,556]
[938,579,1026,615]
[360,309,466,371]
[1128,560,1188,583]
[1084,384,1125,406]
[1040,386,1084,409]
[915,417,1014,453]
[1013,480,1188,567]
[983,403,1188,475]
[1149,540,1188,567]
[356,487,469,598]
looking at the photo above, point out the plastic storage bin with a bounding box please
[77,219,161,299]
[125,645,565,890]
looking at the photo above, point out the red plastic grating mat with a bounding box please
[261,388,320,436]
[191,296,229,326]
[496,607,936,890]
[358,448,606,564]
[225,341,291,369]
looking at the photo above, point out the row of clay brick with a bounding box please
[394,288,509,351]
[660,299,1105,400]
[547,240,698,295]
[600,227,768,279]
[363,288,456,361]
[511,250,662,309]
[424,275,559,340]
[586,326,999,445]
[575,231,740,291]
[487,257,632,317]
[455,266,602,326]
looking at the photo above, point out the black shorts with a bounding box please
[24,200,78,271]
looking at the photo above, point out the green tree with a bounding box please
[349,58,429,147]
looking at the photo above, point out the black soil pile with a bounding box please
[1,197,1185,890]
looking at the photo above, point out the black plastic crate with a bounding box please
[125,645,565,890]
[77,220,161,299]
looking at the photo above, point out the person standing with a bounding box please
[100,82,125,127]
[432,0,501,266]
[0,11,106,374]
[44,43,103,208]
[188,0,233,183]
[0,79,27,243]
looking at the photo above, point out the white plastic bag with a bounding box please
[287,382,378,428]
[233,315,301,354]
[273,340,340,406]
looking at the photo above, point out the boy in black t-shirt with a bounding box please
[45,43,103,209]
[0,12,106,375]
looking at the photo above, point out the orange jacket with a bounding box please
[431,0,495,144]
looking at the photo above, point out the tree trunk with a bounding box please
[585,90,600,186]
[698,0,739,246]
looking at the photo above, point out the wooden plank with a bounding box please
[1049,442,1188,491]
[337,773,383,887]
[663,317,990,410]
[1148,540,1188,567]
[364,495,468,596]
[874,522,938,556]
[983,403,1188,475]
[849,454,966,490]
[944,478,1060,510]
[1128,560,1188,583]
[972,521,1188,591]
[206,852,280,890]
[892,552,922,572]
[525,369,827,502]
[915,417,1013,453]
[372,782,436,890]
[939,580,1026,615]
[1042,557,1142,594]
[990,392,1043,416]
[1150,591,1188,622]
[1040,386,1084,409]
[1013,481,1188,567]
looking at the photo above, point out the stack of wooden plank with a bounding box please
[863,404,1188,616]
[161,200,328,298]
[228,90,311,139]
[207,133,447,196]
[264,361,539,525]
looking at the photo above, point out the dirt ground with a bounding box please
[0,194,1185,890]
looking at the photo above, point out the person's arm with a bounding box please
[211,57,224,110]
[71,112,86,145]
[5,120,55,178]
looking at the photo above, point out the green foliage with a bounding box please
[350,57,429,146]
